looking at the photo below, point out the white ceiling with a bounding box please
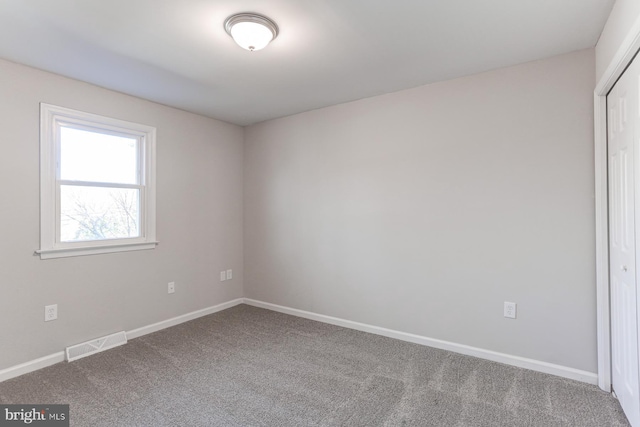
[0,0,614,126]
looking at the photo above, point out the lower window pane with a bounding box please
[60,186,140,242]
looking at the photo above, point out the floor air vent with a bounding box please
[66,331,127,362]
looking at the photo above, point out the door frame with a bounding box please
[595,15,640,392]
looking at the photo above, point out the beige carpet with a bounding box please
[0,304,630,426]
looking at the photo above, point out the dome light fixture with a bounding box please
[224,13,279,52]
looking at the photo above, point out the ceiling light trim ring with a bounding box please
[224,12,279,43]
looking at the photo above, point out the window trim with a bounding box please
[38,103,157,259]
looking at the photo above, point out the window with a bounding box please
[38,103,157,259]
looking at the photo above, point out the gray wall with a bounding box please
[0,58,244,370]
[244,49,597,372]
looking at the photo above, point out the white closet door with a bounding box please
[609,53,640,427]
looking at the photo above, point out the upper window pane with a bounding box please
[60,126,139,184]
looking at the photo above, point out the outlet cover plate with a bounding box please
[504,301,517,319]
[168,282,175,294]
[45,304,58,322]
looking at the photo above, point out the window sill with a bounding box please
[36,241,159,260]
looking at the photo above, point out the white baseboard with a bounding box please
[0,298,245,383]
[127,298,244,340]
[0,352,66,383]
[243,298,598,385]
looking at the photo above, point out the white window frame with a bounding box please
[38,103,157,259]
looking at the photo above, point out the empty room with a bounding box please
[0,0,639,426]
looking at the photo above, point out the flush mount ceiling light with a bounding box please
[224,13,279,51]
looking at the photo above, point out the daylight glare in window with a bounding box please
[60,127,138,184]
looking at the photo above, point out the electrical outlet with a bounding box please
[220,271,226,282]
[45,304,58,322]
[168,282,175,294]
[226,269,233,280]
[504,301,517,319]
